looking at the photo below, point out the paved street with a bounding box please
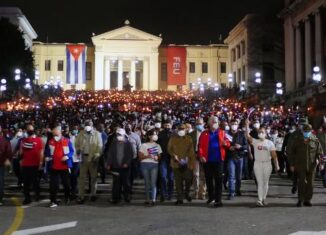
[1,173,326,235]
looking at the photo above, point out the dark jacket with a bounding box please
[106,138,133,169]
[230,131,248,159]
[158,129,173,161]
[0,136,12,166]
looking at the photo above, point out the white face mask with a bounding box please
[253,123,260,129]
[151,135,158,142]
[231,125,238,131]
[117,136,125,142]
[178,130,186,137]
[85,126,92,132]
[187,128,193,133]
[289,129,295,133]
[258,133,266,140]
[54,136,61,141]
[16,132,23,137]
[154,123,161,129]
[212,123,219,130]
[225,126,230,131]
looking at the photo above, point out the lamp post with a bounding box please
[240,81,246,99]
[15,68,21,81]
[254,72,262,97]
[312,66,322,82]
[276,82,283,95]
[35,70,40,85]
[228,73,233,88]
[0,78,7,99]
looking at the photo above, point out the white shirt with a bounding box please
[274,137,284,152]
[252,138,276,162]
[139,142,162,164]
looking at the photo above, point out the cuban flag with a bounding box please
[147,146,159,156]
[66,45,87,84]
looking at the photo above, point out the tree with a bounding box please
[0,17,35,99]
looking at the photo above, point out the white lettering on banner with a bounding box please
[173,57,181,75]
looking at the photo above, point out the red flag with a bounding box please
[167,46,186,85]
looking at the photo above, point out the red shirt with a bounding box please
[49,138,69,170]
[21,136,43,167]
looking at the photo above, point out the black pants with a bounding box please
[129,158,139,192]
[112,168,131,201]
[50,169,70,203]
[22,166,40,201]
[204,162,224,203]
[13,158,22,186]
[98,155,106,184]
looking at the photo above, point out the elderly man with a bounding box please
[168,124,196,205]
[75,121,103,204]
[288,124,323,207]
[198,116,230,207]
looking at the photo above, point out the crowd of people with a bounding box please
[0,90,325,208]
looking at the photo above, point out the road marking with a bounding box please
[4,197,24,235]
[289,231,326,235]
[12,221,78,235]
[21,199,50,209]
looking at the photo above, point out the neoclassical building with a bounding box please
[32,22,229,91]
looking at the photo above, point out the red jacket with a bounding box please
[48,137,70,170]
[0,136,12,166]
[198,129,230,161]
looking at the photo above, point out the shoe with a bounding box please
[185,196,192,202]
[150,201,156,206]
[296,201,302,207]
[206,199,214,204]
[70,194,77,201]
[90,196,98,202]
[49,202,58,208]
[262,200,268,206]
[223,183,228,191]
[213,201,223,207]
[124,198,131,203]
[303,201,312,207]
[65,198,70,205]
[76,198,84,204]
[236,191,242,196]
[160,197,165,203]
[175,200,183,205]
[227,195,235,200]
[291,187,297,194]
[144,201,150,205]
[167,196,172,201]
[23,199,31,205]
[256,200,264,207]
[110,200,119,204]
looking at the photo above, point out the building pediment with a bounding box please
[92,25,162,44]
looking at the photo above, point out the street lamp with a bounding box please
[240,81,246,91]
[312,66,322,82]
[15,68,21,81]
[228,73,233,87]
[35,70,40,84]
[0,78,7,92]
[214,83,219,91]
[276,82,283,95]
[254,72,262,84]
[207,78,212,87]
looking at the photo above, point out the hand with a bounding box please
[245,119,250,126]
[173,155,180,163]
[230,146,235,151]
[122,164,128,168]
[235,144,241,149]
[199,157,206,163]
[45,157,52,162]
[62,156,69,161]
[320,164,324,171]
[290,166,295,172]
[4,159,11,167]
[153,156,158,161]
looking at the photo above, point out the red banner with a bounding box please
[167,46,186,85]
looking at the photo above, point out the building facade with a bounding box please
[224,14,284,98]
[0,7,37,49]
[33,23,229,91]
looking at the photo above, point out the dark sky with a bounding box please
[1,0,284,45]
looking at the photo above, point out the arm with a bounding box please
[271,150,279,171]
[198,132,206,163]
[245,119,253,144]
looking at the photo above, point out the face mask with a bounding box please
[212,123,219,130]
[196,125,204,132]
[303,131,311,139]
[72,130,78,135]
[258,133,266,140]
[155,123,161,129]
[85,126,92,132]
[117,136,125,142]
[27,130,34,136]
[151,135,158,142]
[266,129,271,134]
[16,132,23,137]
[231,125,238,131]
[253,123,260,129]
[225,126,230,131]
[178,130,185,137]
[187,128,193,133]
[54,136,61,141]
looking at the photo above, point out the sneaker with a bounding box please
[90,196,97,202]
[256,200,264,207]
[206,199,214,204]
[150,201,156,206]
[291,186,297,194]
[49,202,58,208]
[303,201,312,207]
[174,200,183,205]
[213,201,223,208]
[227,195,235,200]
[296,201,303,207]
[262,200,268,206]
[65,198,70,205]
[236,191,242,196]
[185,196,192,202]
[76,197,84,204]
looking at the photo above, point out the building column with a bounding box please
[149,53,159,90]
[304,17,312,85]
[130,60,136,91]
[104,59,111,90]
[295,24,302,88]
[94,52,104,90]
[118,59,123,90]
[143,59,149,90]
[315,9,323,73]
[284,18,296,92]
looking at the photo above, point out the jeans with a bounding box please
[159,159,174,199]
[70,162,80,196]
[111,168,131,201]
[0,166,4,202]
[22,166,40,201]
[242,155,249,179]
[228,157,243,195]
[204,162,224,203]
[141,162,158,201]
[50,169,70,203]
[254,161,272,202]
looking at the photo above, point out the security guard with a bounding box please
[288,124,323,207]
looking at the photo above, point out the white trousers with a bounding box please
[254,161,272,202]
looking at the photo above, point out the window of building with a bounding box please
[86,62,92,80]
[202,62,208,73]
[220,62,226,74]
[242,65,246,82]
[189,62,195,73]
[238,68,241,83]
[237,45,241,59]
[57,60,64,71]
[45,60,51,71]
[161,63,167,81]
[232,49,236,62]
[233,71,236,84]
[241,41,246,55]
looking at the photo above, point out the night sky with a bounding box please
[1,0,284,45]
